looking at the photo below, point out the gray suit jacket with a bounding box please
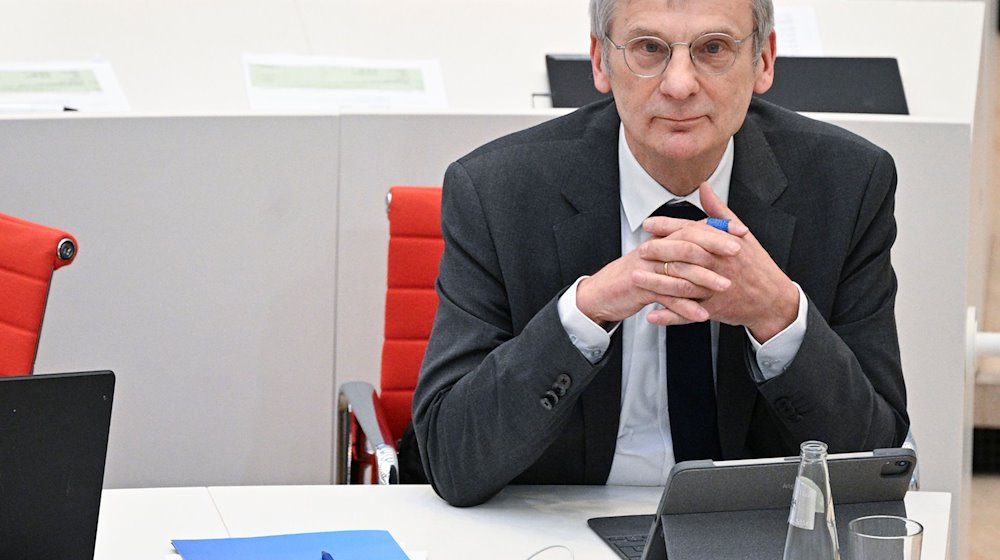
[412,98,908,507]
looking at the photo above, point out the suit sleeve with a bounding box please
[756,149,909,452]
[411,161,612,507]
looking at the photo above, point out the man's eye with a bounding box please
[700,40,728,56]
[639,40,665,55]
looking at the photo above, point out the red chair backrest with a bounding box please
[0,213,78,376]
[380,186,443,442]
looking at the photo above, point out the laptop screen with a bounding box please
[546,55,908,115]
[545,54,613,108]
[755,56,909,115]
[0,370,115,559]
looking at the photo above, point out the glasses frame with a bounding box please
[605,31,757,78]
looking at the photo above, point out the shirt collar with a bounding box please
[619,123,734,233]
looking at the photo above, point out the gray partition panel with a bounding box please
[2,116,340,488]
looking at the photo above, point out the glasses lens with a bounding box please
[623,37,670,77]
[690,33,739,74]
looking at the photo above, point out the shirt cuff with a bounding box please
[558,276,614,365]
[746,282,808,382]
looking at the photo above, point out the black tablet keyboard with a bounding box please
[587,514,656,560]
[603,534,648,559]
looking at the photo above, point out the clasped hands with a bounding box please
[576,183,799,343]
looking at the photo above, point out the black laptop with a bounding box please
[0,370,115,559]
[756,56,909,115]
[588,448,915,560]
[545,54,613,108]
[546,54,907,115]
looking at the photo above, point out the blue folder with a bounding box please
[172,529,410,560]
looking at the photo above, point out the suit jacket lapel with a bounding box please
[553,102,622,286]
[550,102,623,482]
[717,113,798,457]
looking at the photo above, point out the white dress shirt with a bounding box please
[556,124,808,485]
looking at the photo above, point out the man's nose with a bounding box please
[659,48,700,99]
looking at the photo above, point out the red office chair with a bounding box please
[337,186,443,484]
[0,213,78,376]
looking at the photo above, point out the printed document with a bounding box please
[244,54,447,112]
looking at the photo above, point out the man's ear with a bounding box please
[753,30,777,94]
[590,34,613,93]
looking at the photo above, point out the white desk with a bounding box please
[94,485,951,560]
[94,487,228,559]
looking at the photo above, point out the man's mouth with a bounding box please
[656,115,707,128]
[660,115,705,123]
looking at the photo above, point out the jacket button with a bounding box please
[554,374,572,390]
[545,389,560,405]
[775,397,795,416]
[540,395,555,410]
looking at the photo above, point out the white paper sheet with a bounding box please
[773,6,824,56]
[0,57,130,113]
[244,54,447,112]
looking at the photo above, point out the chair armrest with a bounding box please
[336,381,399,485]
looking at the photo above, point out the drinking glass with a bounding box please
[847,515,923,560]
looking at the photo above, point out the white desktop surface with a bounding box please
[92,484,951,560]
[94,487,228,560]
[208,484,658,560]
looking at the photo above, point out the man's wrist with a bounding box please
[747,282,808,381]
[558,277,613,364]
[748,281,800,343]
[576,276,611,327]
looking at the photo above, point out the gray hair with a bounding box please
[590,0,774,61]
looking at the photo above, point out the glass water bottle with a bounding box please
[782,440,841,560]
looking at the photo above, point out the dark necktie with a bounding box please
[650,201,722,462]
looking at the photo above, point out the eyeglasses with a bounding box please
[605,31,756,77]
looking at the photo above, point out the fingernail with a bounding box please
[718,277,731,290]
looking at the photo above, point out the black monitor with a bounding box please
[756,56,909,115]
[545,54,612,108]
[545,54,908,115]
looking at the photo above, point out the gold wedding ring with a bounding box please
[663,261,670,275]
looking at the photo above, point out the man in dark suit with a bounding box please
[412,0,908,507]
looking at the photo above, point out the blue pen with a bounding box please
[321,551,335,560]
[706,217,731,233]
